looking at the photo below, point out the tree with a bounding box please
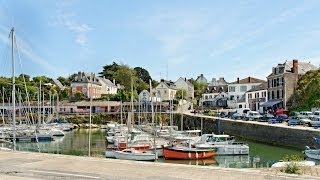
[134,67,152,84]
[57,76,70,86]
[113,64,137,91]
[99,62,120,80]
[74,91,83,100]
[175,89,187,100]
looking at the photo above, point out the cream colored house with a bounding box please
[154,80,177,101]
[174,77,194,100]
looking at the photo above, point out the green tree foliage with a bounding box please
[57,76,70,86]
[99,62,120,80]
[134,67,152,84]
[175,89,187,100]
[74,91,84,100]
[190,80,207,100]
[289,69,320,111]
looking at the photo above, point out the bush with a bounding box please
[280,154,303,174]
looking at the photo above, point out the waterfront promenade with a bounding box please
[0,150,319,180]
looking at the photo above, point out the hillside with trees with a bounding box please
[288,69,320,111]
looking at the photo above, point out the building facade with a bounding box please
[266,59,318,109]
[245,83,268,113]
[71,72,102,99]
[227,77,266,108]
[174,77,194,100]
[154,80,177,101]
[97,77,118,95]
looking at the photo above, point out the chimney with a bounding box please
[248,76,251,83]
[185,77,187,81]
[113,79,115,84]
[161,79,164,82]
[292,59,298,74]
[201,74,203,77]
[237,77,239,83]
[212,78,216,82]
[219,77,224,81]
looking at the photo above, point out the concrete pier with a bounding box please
[0,151,319,180]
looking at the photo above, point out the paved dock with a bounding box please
[0,151,319,180]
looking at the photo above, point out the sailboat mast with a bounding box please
[88,73,93,157]
[11,27,16,151]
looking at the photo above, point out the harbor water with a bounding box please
[2,129,306,168]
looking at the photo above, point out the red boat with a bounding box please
[163,146,216,160]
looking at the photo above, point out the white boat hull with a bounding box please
[215,144,249,155]
[305,149,320,160]
[113,151,157,161]
[196,143,249,155]
[105,150,115,158]
[145,148,163,157]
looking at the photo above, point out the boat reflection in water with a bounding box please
[164,158,217,166]
[214,155,250,168]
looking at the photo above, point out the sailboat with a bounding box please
[113,78,157,161]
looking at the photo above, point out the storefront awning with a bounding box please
[260,100,282,107]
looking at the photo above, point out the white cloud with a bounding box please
[52,2,93,47]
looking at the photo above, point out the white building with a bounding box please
[245,83,268,113]
[154,80,177,101]
[97,77,118,95]
[227,77,266,108]
[174,77,194,100]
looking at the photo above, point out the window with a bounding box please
[205,95,208,99]
[209,95,212,99]
[272,91,274,99]
[256,93,259,98]
[164,90,167,94]
[277,90,280,99]
[268,92,270,100]
[230,95,234,100]
[279,90,282,98]
[240,86,247,92]
[239,105,243,108]
[229,86,235,92]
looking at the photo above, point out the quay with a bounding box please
[0,150,319,180]
[182,112,320,148]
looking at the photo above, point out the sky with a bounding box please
[1,0,320,83]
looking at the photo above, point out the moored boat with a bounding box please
[195,142,249,155]
[163,146,216,160]
[271,160,315,168]
[113,148,157,161]
[304,146,320,160]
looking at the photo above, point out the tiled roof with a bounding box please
[231,77,266,84]
[247,82,267,92]
[268,60,318,77]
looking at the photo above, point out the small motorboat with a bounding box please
[304,146,320,160]
[163,145,216,160]
[113,148,157,161]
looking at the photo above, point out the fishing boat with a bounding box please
[163,145,216,160]
[113,148,157,161]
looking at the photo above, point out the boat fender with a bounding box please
[196,152,198,159]
[188,152,191,159]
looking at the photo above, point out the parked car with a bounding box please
[300,118,312,126]
[287,118,300,126]
[268,116,284,124]
[275,114,288,122]
[245,111,262,121]
[313,111,320,119]
[231,113,243,120]
[289,111,304,119]
[300,111,315,119]
[274,108,289,117]
[308,117,320,127]
[260,114,274,122]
